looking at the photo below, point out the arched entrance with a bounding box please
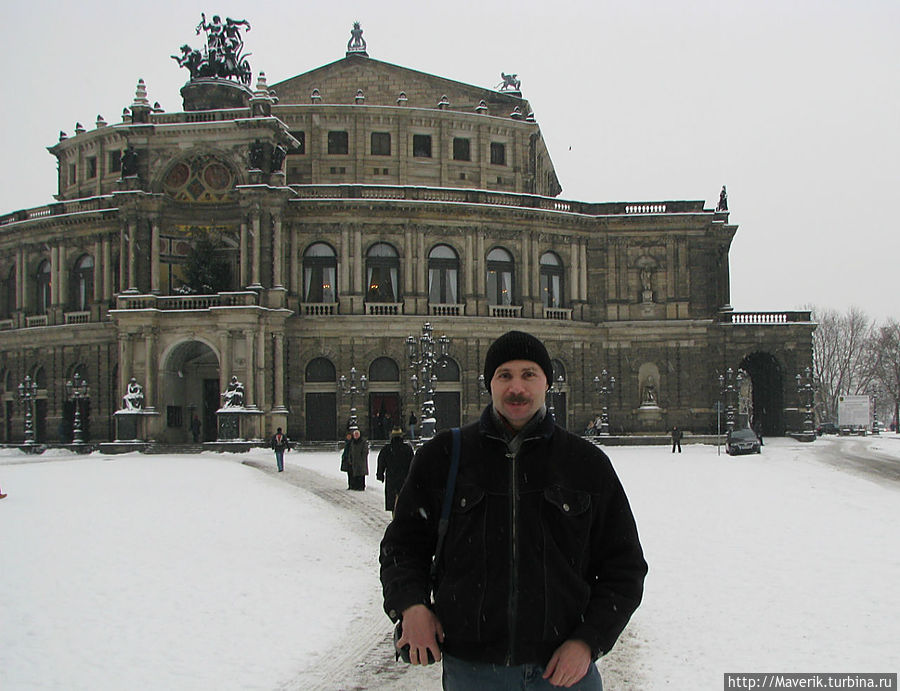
[738,352,785,437]
[160,340,220,443]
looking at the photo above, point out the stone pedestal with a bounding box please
[217,408,264,441]
[114,409,157,442]
[635,405,664,432]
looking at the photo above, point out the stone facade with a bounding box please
[0,38,814,444]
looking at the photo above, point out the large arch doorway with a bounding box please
[160,340,220,443]
[739,352,785,437]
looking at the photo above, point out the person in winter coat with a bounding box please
[376,427,414,513]
[671,426,683,453]
[380,330,647,689]
[270,427,290,472]
[346,427,369,490]
[340,431,353,488]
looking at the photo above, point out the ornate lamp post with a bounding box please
[547,375,565,422]
[592,369,616,436]
[338,366,367,431]
[795,367,815,436]
[407,322,450,440]
[17,375,38,444]
[719,367,742,434]
[65,373,90,444]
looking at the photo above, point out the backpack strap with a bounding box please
[430,427,461,583]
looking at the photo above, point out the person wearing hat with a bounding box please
[380,330,647,689]
[345,426,369,491]
[377,427,415,514]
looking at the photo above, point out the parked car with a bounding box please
[726,428,762,455]
[816,422,839,436]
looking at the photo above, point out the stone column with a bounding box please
[239,219,248,288]
[150,220,160,294]
[273,332,285,410]
[93,239,103,303]
[102,237,112,302]
[50,245,60,306]
[250,211,262,288]
[16,247,25,311]
[144,328,157,410]
[219,330,234,398]
[272,214,283,288]
[127,219,137,291]
[255,327,267,410]
[243,329,256,408]
[290,223,299,297]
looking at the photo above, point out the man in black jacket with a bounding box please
[380,331,647,689]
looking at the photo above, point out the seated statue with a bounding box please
[123,378,144,410]
[641,377,658,406]
[222,376,244,408]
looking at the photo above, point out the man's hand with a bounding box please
[542,639,592,687]
[397,604,444,665]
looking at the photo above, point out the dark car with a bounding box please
[816,422,839,436]
[726,428,761,456]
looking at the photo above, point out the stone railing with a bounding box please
[289,185,706,217]
[25,315,49,328]
[366,302,402,316]
[64,311,91,325]
[0,195,118,228]
[115,291,260,311]
[719,311,813,324]
[489,305,522,318]
[430,303,464,317]
[300,302,338,316]
[0,318,14,331]
[543,307,573,320]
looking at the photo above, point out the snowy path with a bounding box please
[242,458,643,690]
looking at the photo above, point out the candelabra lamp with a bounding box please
[339,366,367,431]
[65,373,91,444]
[407,322,450,440]
[592,369,616,435]
[17,375,39,445]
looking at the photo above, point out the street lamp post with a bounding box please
[17,375,38,445]
[592,369,615,436]
[65,373,90,444]
[338,366,367,431]
[719,367,742,435]
[548,375,565,422]
[795,367,815,436]
[407,322,450,440]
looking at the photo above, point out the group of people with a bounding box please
[265,329,647,689]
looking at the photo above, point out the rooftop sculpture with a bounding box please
[172,13,252,86]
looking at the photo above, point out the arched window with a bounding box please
[486,247,514,306]
[540,252,564,308]
[369,357,400,382]
[71,254,94,311]
[366,243,399,303]
[305,357,336,382]
[435,357,461,382]
[303,243,337,303]
[1,265,15,319]
[36,260,51,315]
[428,244,460,304]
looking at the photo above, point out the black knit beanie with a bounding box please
[483,331,553,391]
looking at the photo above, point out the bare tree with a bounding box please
[811,306,875,422]
[871,319,900,431]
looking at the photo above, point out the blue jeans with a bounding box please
[274,450,284,472]
[442,654,603,690]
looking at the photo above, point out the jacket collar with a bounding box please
[479,404,555,441]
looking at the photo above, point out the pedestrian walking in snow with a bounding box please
[376,427,414,513]
[671,426,683,453]
[381,330,647,689]
[269,427,290,472]
[346,427,369,490]
[408,411,417,440]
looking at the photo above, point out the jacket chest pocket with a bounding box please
[541,486,592,567]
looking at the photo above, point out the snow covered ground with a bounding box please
[1,435,898,690]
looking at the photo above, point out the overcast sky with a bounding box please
[2,0,897,322]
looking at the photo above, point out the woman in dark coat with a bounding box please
[346,427,369,490]
[376,428,414,512]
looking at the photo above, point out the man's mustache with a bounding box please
[504,394,531,405]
